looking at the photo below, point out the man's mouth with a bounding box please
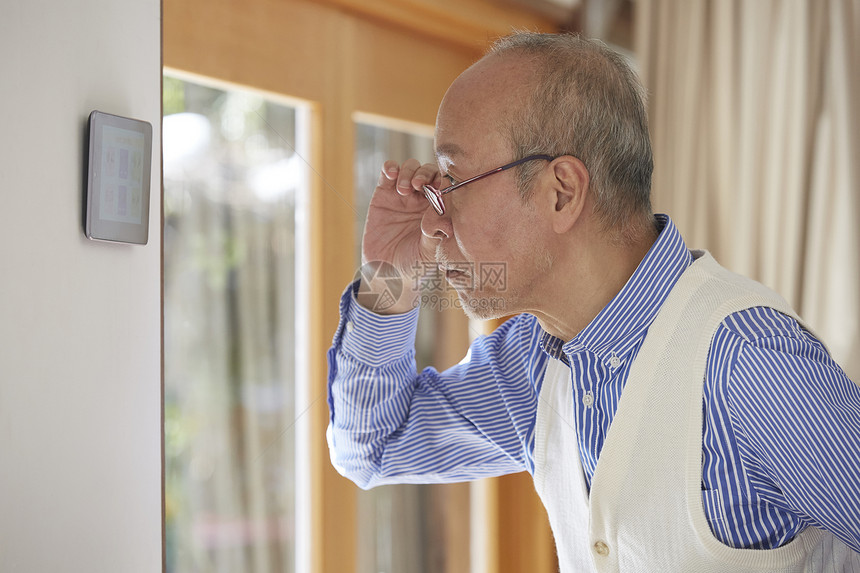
[436,249,471,284]
[441,265,472,288]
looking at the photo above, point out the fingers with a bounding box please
[379,160,400,186]
[380,159,440,197]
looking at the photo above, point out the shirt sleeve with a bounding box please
[724,308,860,552]
[326,282,540,489]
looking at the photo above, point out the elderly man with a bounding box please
[327,32,860,571]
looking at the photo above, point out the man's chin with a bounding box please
[454,289,508,321]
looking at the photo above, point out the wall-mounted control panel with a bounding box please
[85,111,152,244]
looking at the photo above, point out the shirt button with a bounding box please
[582,391,594,408]
[593,540,610,557]
[345,321,355,333]
[609,355,621,369]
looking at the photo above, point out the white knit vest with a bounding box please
[533,251,860,572]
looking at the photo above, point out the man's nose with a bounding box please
[420,205,452,240]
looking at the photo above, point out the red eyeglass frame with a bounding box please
[421,154,555,215]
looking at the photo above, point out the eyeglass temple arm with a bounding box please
[438,154,555,196]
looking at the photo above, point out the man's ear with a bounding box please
[546,156,589,234]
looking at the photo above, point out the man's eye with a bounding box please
[444,174,459,186]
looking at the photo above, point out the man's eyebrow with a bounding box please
[434,142,465,163]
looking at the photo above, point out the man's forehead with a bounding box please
[433,55,528,169]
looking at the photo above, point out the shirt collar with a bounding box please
[538,214,692,362]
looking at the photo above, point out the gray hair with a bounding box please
[487,32,653,238]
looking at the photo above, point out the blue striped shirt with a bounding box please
[327,215,860,552]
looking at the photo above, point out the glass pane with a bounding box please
[353,122,470,573]
[354,123,438,369]
[163,75,307,573]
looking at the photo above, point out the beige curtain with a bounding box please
[635,0,860,379]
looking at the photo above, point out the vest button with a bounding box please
[593,540,610,557]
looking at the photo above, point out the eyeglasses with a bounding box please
[421,154,555,216]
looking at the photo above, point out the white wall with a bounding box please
[0,1,162,571]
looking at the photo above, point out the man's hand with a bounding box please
[356,159,442,315]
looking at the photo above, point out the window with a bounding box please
[352,119,470,573]
[163,2,557,569]
[163,74,310,572]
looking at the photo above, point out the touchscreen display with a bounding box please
[86,111,152,244]
[98,125,146,225]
